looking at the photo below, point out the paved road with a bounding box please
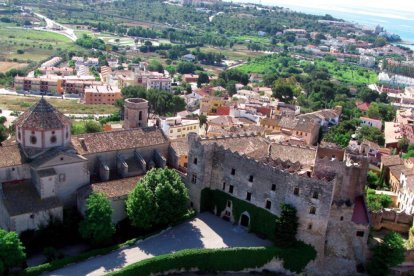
[46,213,271,276]
[33,13,77,41]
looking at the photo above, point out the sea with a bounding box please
[224,0,414,49]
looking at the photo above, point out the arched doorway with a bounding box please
[239,212,250,228]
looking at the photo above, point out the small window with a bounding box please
[271,184,276,191]
[340,216,344,221]
[356,231,364,237]
[190,201,194,208]
[222,182,226,190]
[249,175,254,182]
[191,173,197,184]
[227,200,232,208]
[30,135,37,144]
[229,185,234,194]
[59,173,66,183]
[294,187,299,196]
[309,206,316,215]
[193,158,198,165]
[246,192,252,201]
[312,191,319,199]
[265,200,272,210]
[231,168,235,175]
[308,223,312,230]
[50,135,57,144]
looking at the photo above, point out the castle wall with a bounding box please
[185,135,335,256]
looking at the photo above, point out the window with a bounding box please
[312,191,319,199]
[50,135,57,144]
[229,185,234,194]
[139,111,142,120]
[356,231,364,237]
[227,200,232,208]
[265,200,272,210]
[294,187,299,196]
[340,216,344,221]
[246,192,252,201]
[193,158,198,165]
[309,206,316,215]
[271,184,276,191]
[222,182,226,190]
[249,175,254,182]
[30,135,37,144]
[308,223,312,230]
[191,173,197,184]
[59,173,66,183]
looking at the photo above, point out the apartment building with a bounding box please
[83,85,122,105]
[159,116,200,139]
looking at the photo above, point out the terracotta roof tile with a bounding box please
[14,98,71,130]
[87,176,142,199]
[71,127,168,155]
[0,144,25,167]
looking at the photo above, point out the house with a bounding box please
[182,54,196,62]
[360,116,382,130]
[182,74,199,83]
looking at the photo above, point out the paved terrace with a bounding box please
[46,213,272,276]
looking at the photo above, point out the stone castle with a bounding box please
[184,133,370,274]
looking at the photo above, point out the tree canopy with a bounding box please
[126,168,189,229]
[0,229,26,273]
[79,192,115,245]
[274,204,299,247]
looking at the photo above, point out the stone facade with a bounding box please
[184,133,370,274]
[123,98,149,129]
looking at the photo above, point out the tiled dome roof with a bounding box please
[15,98,71,130]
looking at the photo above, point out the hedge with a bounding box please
[21,211,196,276]
[201,188,278,241]
[109,244,316,275]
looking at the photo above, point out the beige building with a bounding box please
[160,116,199,139]
[83,85,122,105]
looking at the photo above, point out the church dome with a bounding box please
[15,97,71,150]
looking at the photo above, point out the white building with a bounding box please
[159,116,200,139]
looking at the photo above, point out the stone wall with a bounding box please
[370,209,413,233]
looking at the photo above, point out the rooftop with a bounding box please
[0,144,25,168]
[91,176,142,199]
[1,180,62,216]
[14,98,71,130]
[71,127,168,155]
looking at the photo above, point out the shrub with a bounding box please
[274,204,299,247]
[108,244,316,276]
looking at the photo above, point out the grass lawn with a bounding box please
[194,45,266,62]
[0,23,84,63]
[315,60,378,85]
[0,95,118,114]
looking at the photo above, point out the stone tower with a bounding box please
[123,98,149,129]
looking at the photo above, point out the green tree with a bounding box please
[358,126,385,146]
[367,232,405,275]
[272,79,295,102]
[366,189,392,211]
[374,36,387,47]
[0,229,26,273]
[0,124,8,143]
[197,72,209,88]
[176,61,197,74]
[84,120,103,133]
[79,192,115,245]
[274,204,299,247]
[126,168,189,229]
[367,171,380,189]
[398,137,409,152]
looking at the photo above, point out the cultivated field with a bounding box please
[0,23,84,62]
[0,62,28,73]
[0,95,118,114]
